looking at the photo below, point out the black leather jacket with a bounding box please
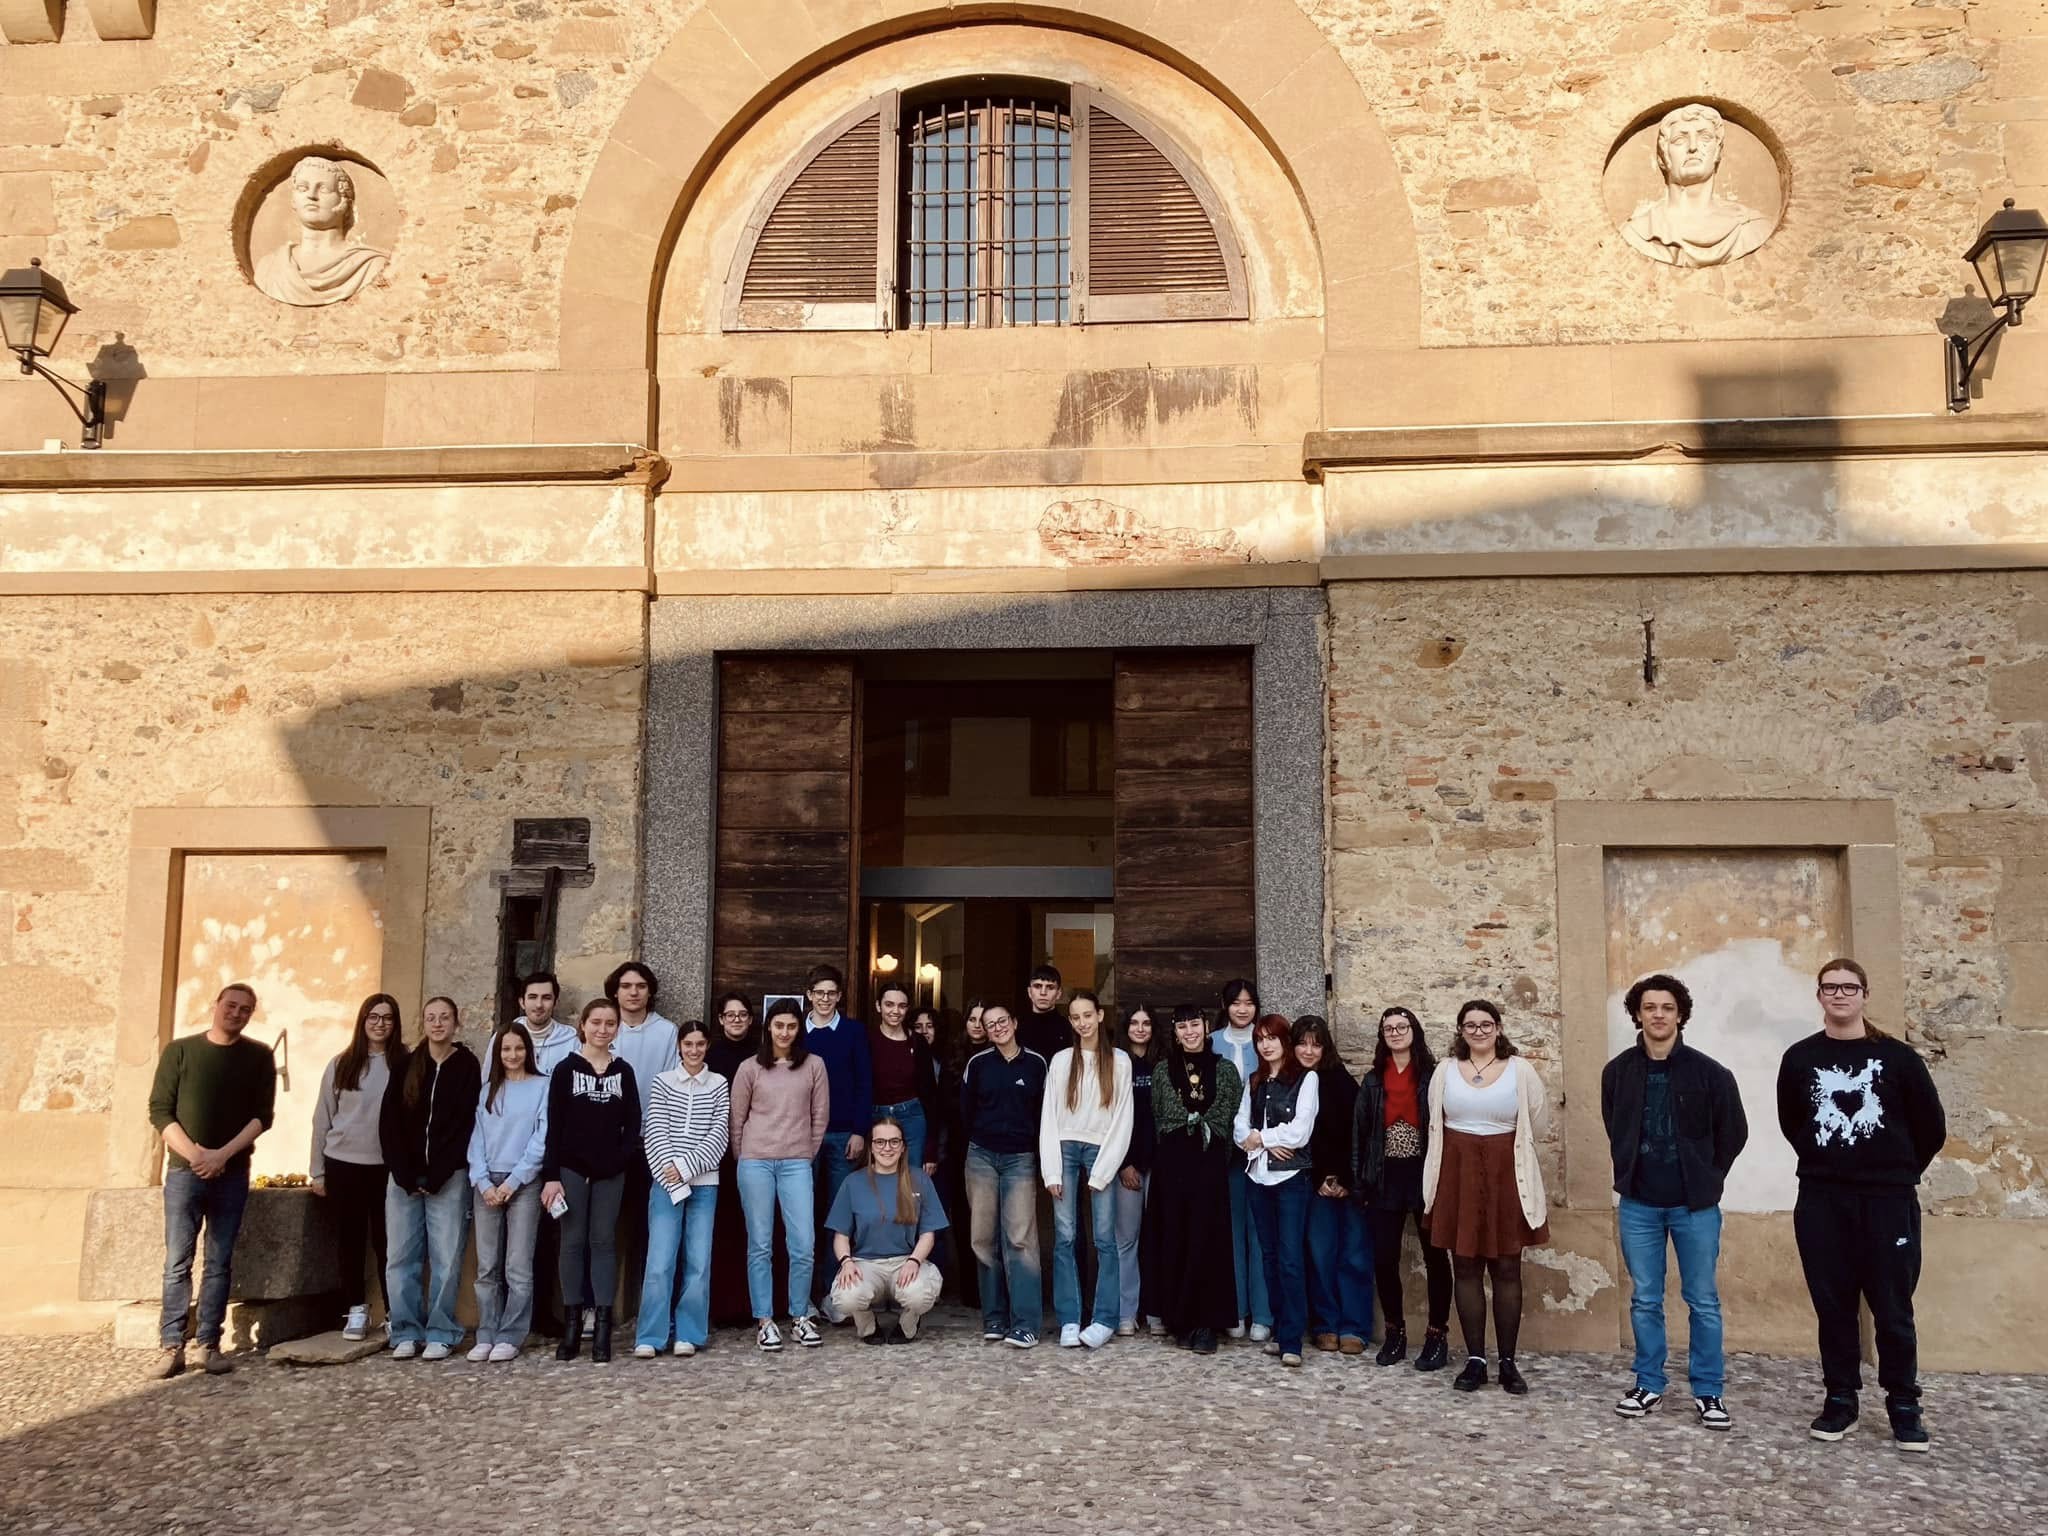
[1350,1057,1435,1204]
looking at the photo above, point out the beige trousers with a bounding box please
[833,1256,943,1337]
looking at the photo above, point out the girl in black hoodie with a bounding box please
[540,997,641,1362]
[379,995,482,1360]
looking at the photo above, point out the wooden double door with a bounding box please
[709,649,1255,1015]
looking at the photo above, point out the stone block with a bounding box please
[81,1185,340,1302]
[1991,657,2048,722]
[82,0,155,40]
[0,172,55,236]
[1925,810,2048,857]
[0,0,61,46]
[192,375,386,450]
[103,214,180,250]
[267,1329,385,1366]
[224,1293,333,1351]
[350,66,411,113]
[112,1298,157,1349]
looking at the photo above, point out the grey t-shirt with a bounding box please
[825,1168,949,1259]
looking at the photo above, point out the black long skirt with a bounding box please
[1146,1127,1238,1336]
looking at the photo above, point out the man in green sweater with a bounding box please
[147,982,276,1378]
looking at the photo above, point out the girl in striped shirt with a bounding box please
[632,1020,731,1358]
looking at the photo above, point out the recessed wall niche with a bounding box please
[1602,102,1785,269]
[235,147,400,307]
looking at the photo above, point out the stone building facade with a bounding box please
[1,0,2043,1367]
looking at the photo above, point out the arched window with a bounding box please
[724,80,1247,331]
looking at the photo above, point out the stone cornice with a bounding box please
[1302,413,2048,478]
[0,443,666,491]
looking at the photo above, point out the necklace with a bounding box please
[1466,1058,1495,1086]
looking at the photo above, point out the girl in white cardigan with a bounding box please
[1421,999,1551,1396]
[1039,991,1133,1350]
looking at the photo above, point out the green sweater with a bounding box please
[148,1034,277,1171]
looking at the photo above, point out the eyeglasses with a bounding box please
[1461,1019,1498,1032]
[1382,1020,1412,1033]
[868,1137,904,1148]
[808,987,840,1000]
[720,1008,750,1019]
[366,1012,396,1023]
[1818,983,1866,997]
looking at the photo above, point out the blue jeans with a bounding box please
[1305,1190,1375,1342]
[1247,1173,1312,1355]
[159,1163,250,1349]
[1618,1196,1726,1397]
[813,1132,860,1302]
[1113,1171,1147,1327]
[1050,1140,1119,1331]
[1227,1164,1273,1327]
[875,1099,928,1170]
[384,1170,471,1346]
[965,1143,1041,1334]
[739,1157,815,1320]
[635,1182,718,1349]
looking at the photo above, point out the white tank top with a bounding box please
[1442,1058,1520,1135]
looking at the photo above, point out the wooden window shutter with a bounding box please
[1111,650,1256,1002]
[724,92,899,332]
[1073,86,1249,324]
[711,657,858,1008]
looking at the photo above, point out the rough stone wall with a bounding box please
[0,587,646,1123]
[1327,570,2048,1218]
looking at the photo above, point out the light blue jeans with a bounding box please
[739,1157,815,1320]
[1113,1171,1148,1327]
[1618,1196,1726,1397]
[1051,1140,1119,1332]
[385,1170,471,1347]
[965,1144,1042,1335]
[635,1181,718,1350]
[813,1132,860,1303]
[1227,1163,1273,1327]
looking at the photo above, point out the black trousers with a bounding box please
[324,1157,388,1311]
[1364,1206,1452,1334]
[1793,1183,1922,1400]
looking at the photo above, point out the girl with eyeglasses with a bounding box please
[826,1115,950,1343]
[1351,1007,1453,1370]
[310,993,407,1342]
[1421,999,1550,1395]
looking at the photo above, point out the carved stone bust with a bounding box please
[1621,104,1775,269]
[252,156,392,306]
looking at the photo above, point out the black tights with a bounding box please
[1452,1254,1522,1361]
[1364,1208,1452,1332]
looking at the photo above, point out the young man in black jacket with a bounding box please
[1601,973,1748,1431]
[1777,957,1946,1452]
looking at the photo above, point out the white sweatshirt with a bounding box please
[1039,1046,1134,1192]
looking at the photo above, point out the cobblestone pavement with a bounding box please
[3,1316,2043,1535]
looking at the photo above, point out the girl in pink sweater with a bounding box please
[729,1000,830,1352]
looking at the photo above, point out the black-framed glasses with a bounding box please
[1818,983,1866,997]
[1461,1018,1498,1032]
[808,987,840,999]
[868,1136,905,1148]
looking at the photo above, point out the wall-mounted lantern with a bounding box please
[0,258,108,448]
[1948,199,2048,413]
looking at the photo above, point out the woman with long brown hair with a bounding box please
[705,991,759,1329]
[1038,989,1133,1349]
[1147,1003,1241,1354]
[1353,1006,1453,1370]
[466,1020,547,1361]
[1234,1013,1319,1366]
[1422,999,1550,1395]
[538,997,642,1364]
[310,992,408,1341]
[379,994,480,1361]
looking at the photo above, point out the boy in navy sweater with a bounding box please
[802,964,873,1306]
[960,1004,1049,1347]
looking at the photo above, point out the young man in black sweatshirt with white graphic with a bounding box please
[1776,957,1946,1452]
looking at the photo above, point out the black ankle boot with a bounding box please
[1375,1324,1407,1367]
[591,1307,613,1363]
[554,1310,583,1362]
[1414,1326,1450,1372]
[1452,1356,1488,1392]
[1498,1356,1528,1395]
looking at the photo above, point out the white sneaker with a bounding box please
[757,1320,783,1352]
[791,1315,823,1348]
[633,1344,657,1359]
[342,1306,369,1342]
[1059,1324,1082,1348]
[391,1339,419,1360]
[1080,1323,1114,1349]
[1226,1323,1248,1340]
[1146,1317,1167,1336]
[466,1341,492,1362]
[1249,1323,1272,1343]
[1116,1320,1136,1337]
[421,1342,451,1361]
[672,1341,696,1358]
[488,1342,519,1363]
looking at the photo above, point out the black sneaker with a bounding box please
[1809,1393,1859,1441]
[1694,1396,1732,1432]
[1375,1325,1407,1367]
[1886,1397,1930,1454]
[1414,1327,1450,1372]
[1497,1357,1528,1395]
[1188,1328,1218,1356]
[861,1326,889,1346]
[1452,1357,1488,1392]
[1615,1386,1663,1418]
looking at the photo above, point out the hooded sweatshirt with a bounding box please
[613,1012,681,1119]
[379,1045,483,1195]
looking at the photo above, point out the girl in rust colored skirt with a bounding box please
[1422,999,1550,1397]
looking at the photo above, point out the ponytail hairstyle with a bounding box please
[1817,957,1889,1040]
[1063,988,1118,1112]
[404,995,462,1109]
[334,993,407,1103]
[858,1115,920,1224]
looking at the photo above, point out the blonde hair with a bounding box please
[859,1116,919,1224]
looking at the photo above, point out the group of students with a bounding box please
[147,954,1946,1450]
